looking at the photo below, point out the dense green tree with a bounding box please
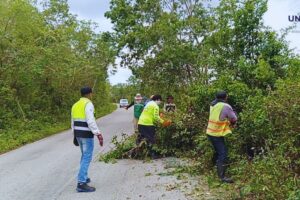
[106,0,212,95]
[106,0,300,198]
[208,0,291,89]
[0,0,115,151]
[106,0,293,94]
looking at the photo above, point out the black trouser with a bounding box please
[207,135,228,166]
[137,125,156,145]
[208,135,230,179]
[137,125,156,156]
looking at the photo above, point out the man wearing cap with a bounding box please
[126,93,141,107]
[71,87,103,192]
[206,91,237,183]
[125,93,144,132]
[133,94,144,133]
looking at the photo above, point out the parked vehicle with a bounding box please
[119,99,129,108]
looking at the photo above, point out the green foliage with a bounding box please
[237,93,272,152]
[99,134,136,163]
[1,0,296,199]
[106,1,299,198]
[107,0,292,95]
[106,0,212,92]
[230,149,300,200]
[110,80,142,103]
[154,112,202,156]
[286,58,300,80]
[0,120,68,154]
[0,0,116,153]
[191,79,300,199]
[0,104,116,154]
[254,58,276,87]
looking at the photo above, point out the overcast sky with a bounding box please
[66,0,300,85]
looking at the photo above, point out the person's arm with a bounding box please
[126,101,134,109]
[153,105,164,124]
[163,103,167,112]
[221,104,237,125]
[71,113,74,132]
[71,111,79,146]
[85,102,100,135]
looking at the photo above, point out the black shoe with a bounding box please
[150,152,160,160]
[217,163,234,184]
[76,183,96,192]
[221,177,234,183]
[86,178,91,183]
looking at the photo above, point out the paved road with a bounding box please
[0,107,188,200]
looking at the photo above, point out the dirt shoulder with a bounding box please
[57,158,188,200]
[56,157,228,200]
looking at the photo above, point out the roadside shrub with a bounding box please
[231,150,299,200]
[267,79,300,135]
[99,134,136,163]
[189,78,300,199]
[236,93,274,157]
[231,81,299,199]
[154,111,202,156]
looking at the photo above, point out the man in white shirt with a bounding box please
[71,87,103,192]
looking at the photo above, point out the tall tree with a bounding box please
[0,0,115,125]
[106,0,212,94]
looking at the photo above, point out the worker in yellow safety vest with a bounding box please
[71,87,103,192]
[206,91,237,183]
[138,94,171,159]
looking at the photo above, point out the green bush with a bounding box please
[99,134,137,163]
[237,93,274,156]
[154,111,202,156]
[0,104,116,154]
[190,79,300,199]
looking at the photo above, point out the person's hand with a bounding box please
[231,124,237,129]
[97,134,103,146]
[230,121,237,129]
[162,120,171,127]
[159,112,164,118]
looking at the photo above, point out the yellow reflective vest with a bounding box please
[71,97,94,138]
[206,102,232,137]
[138,101,164,126]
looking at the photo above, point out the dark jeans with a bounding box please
[137,125,157,157]
[137,125,156,145]
[207,135,228,165]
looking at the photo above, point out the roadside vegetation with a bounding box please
[0,0,116,153]
[105,0,300,199]
[1,0,299,198]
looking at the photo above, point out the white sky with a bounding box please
[66,0,300,85]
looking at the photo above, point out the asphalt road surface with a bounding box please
[0,107,188,200]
